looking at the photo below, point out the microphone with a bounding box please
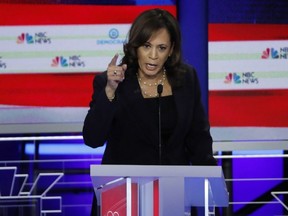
[157,84,163,96]
[157,84,163,165]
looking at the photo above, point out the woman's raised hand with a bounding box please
[105,54,127,100]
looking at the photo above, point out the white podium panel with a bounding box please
[90,165,229,216]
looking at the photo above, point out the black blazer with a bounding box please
[83,64,216,165]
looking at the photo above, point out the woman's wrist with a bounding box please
[107,94,115,102]
[105,86,116,102]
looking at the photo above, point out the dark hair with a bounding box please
[121,8,185,87]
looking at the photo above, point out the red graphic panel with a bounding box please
[101,183,138,216]
[209,89,288,127]
[0,4,176,25]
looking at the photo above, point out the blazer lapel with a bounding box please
[167,85,194,147]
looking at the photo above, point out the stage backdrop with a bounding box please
[0,2,176,134]
[208,0,288,141]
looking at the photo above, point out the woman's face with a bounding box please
[137,28,173,79]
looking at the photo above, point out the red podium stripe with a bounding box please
[153,180,159,216]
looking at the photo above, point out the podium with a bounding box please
[90,165,229,216]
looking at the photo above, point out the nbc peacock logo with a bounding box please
[17,33,34,44]
[51,56,68,67]
[261,47,288,59]
[224,73,241,84]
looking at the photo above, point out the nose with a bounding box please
[149,48,158,59]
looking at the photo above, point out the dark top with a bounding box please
[83,64,217,166]
[144,95,177,164]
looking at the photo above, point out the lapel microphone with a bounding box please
[157,84,163,165]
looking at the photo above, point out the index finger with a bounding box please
[108,54,119,66]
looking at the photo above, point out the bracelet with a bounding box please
[107,94,115,102]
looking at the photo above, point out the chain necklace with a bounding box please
[137,69,166,97]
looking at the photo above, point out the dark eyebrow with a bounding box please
[144,41,170,47]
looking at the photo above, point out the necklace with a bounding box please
[137,69,166,97]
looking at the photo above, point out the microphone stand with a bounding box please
[157,84,163,165]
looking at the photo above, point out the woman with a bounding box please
[83,8,217,215]
[83,8,216,166]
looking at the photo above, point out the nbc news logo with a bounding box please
[261,47,288,59]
